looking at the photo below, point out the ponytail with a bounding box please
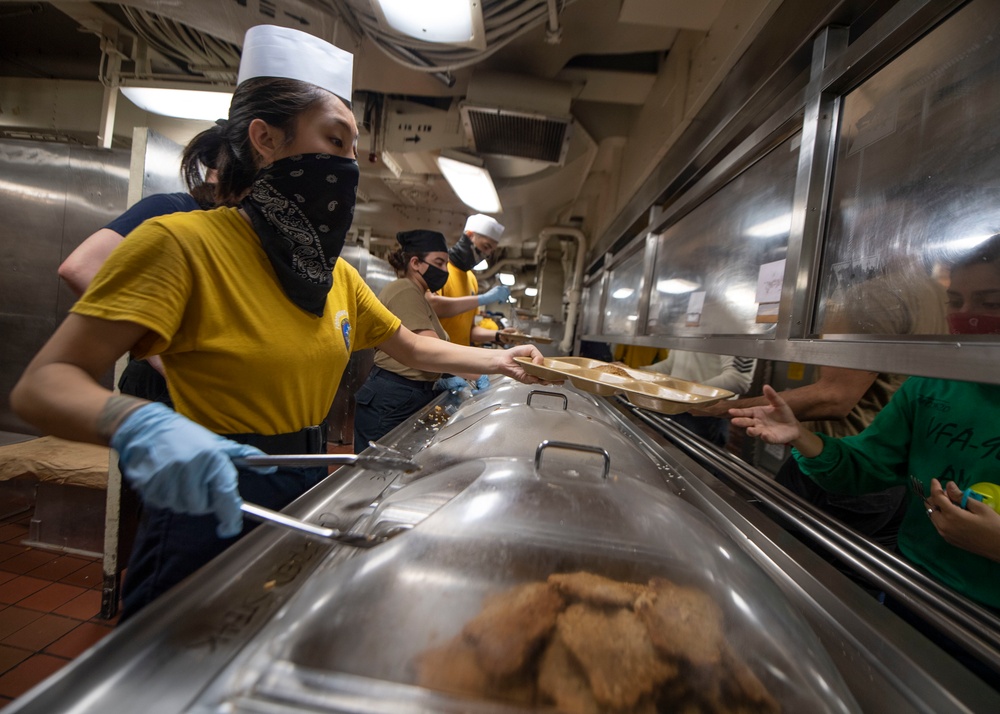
[181,124,225,209]
[387,249,425,277]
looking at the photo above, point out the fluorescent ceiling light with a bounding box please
[120,86,232,121]
[473,259,489,271]
[656,278,700,294]
[371,0,486,49]
[524,287,538,296]
[507,296,517,303]
[612,287,634,299]
[746,213,792,238]
[498,272,516,286]
[437,151,501,213]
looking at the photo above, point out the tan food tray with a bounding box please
[513,356,734,414]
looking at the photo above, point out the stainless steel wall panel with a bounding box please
[0,314,59,434]
[581,271,606,335]
[0,138,127,433]
[1,141,71,317]
[55,147,130,315]
[136,128,186,199]
[646,135,799,337]
[601,244,645,335]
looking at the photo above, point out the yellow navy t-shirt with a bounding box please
[73,207,400,435]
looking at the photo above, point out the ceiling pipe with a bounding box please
[534,226,587,354]
[545,0,563,44]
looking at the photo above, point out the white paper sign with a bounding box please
[755,259,786,303]
[685,290,706,327]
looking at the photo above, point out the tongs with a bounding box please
[240,501,408,548]
[234,445,420,548]
[232,450,420,473]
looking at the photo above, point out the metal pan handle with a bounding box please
[526,390,569,410]
[534,440,611,480]
[240,502,390,548]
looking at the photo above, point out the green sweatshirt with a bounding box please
[794,377,1000,609]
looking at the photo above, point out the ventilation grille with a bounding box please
[461,105,572,165]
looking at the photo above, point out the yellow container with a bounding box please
[965,482,1000,512]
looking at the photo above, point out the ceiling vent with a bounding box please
[460,106,572,164]
[460,72,574,166]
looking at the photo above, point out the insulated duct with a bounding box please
[534,226,587,353]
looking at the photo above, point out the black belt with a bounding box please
[224,422,328,455]
[370,365,437,391]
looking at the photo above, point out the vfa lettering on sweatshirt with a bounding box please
[925,416,1000,460]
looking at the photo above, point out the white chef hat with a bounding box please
[464,214,504,241]
[237,25,353,104]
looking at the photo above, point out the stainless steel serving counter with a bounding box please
[6,380,1000,713]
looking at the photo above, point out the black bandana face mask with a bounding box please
[419,260,450,292]
[448,234,484,272]
[242,153,359,316]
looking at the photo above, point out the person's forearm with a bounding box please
[380,327,499,376]
[425,291,479,318]
[720,384,858,421]
[790,428,824,458]
[57,263,95,298]
[12,313,149,445]
[11,363,144,445]
[470,326,497,344]
[58,228,124,297]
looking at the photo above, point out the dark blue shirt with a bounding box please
[104,192,200,236]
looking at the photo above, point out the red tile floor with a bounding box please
[0,513,117,709]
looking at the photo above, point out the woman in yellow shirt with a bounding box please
[11,26,544,621]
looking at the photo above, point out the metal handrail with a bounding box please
[618,397,1000,675]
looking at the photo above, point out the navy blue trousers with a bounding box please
[353,370,438,454]
[119,465,325,623]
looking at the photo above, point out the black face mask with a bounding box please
[419,260,450,292]
[242,153,359,316]
[448,234,483,272]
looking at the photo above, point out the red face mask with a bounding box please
[947,313,1000,334]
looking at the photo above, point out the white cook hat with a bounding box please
[237,25,353,103]
[464,213,504,241]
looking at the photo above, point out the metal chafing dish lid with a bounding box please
[448,381,617,426]
[414,402,671,488]
[213,449,859,713]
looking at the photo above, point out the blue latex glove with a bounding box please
[110,402,276,538]
[478,285,510,306]
[434,375,469,392]
[472,375,490,394]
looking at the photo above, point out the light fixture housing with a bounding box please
[120,84,233,121]
[436,149,502,213]
[371,0,486,50]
